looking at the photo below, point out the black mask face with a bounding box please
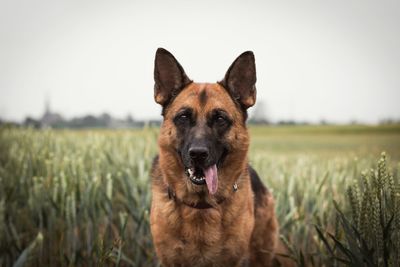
[174,107,231,185]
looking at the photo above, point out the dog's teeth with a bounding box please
[195,176,204,181]
[193,176,204,182]
[188,168,194,176]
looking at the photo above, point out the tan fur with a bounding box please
[150,83,295,266]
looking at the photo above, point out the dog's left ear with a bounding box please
[154,48,192,107]
[220,51,257,109]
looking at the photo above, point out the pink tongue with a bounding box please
[203,164,218,195]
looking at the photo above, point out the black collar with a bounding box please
[167,183,237,210]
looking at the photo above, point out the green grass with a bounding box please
[249,124,400,158]
[0,125,399,266]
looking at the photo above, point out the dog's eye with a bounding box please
[216,116,226,124]
[208,109,232,130]
[179,114,187,119]
[214,114,231,128]
[178,114,189,121]
[174,110,193,126]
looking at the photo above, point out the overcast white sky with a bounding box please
[1,0,399,123]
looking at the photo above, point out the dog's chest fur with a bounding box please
[150,164,255,266]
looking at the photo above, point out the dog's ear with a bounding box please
[220,51,257,109]
[154,48,192,106]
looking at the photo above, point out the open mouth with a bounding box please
[185,167,206,185]
[185,164,218,195]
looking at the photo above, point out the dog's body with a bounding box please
[150,48,293,267]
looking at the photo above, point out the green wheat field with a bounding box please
[1,125,400,266]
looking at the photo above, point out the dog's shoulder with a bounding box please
[248,165,282,265]
[248,165,270,207]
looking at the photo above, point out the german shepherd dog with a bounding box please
[150,48,293,267]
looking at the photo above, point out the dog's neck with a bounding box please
[167,182,238,210]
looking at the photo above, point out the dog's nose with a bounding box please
[189,146,209,162]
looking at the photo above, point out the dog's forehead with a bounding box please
[170,83,236,112]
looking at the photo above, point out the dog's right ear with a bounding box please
[154,48,192,107]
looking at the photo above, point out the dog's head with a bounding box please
[154,48,256,197]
